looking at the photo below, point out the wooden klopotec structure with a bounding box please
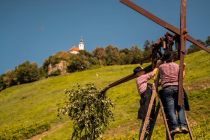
[101,0,210,140]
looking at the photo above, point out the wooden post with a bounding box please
[139,84,157,140]
[159,100,173,140]
[178,0,186,106]
[185,112,194,140]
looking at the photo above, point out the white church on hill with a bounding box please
[68,37,85,54]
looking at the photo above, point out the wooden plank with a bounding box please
[100,64,153,94]
[159,99,173,140]
[120,0,210,53]
[147,98,160,140]
[178,0,186,106]
[139,84,157,140]
[185,112,195,140]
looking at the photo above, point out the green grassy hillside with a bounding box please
[0,51,209,140]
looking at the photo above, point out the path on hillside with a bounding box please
[29,122,68,140]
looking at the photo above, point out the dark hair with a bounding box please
[133,66,143,74]
[161,51,174,62]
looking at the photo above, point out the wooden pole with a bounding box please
[185,111,194,140]
[159,100,173,140]
[100,64,153,94]
[178,0,186,106]
[139,84,157,140]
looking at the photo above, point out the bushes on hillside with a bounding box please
[67,55,90,72]
[0,61,40,91]
[15,61,40,84]
[2,36,208,91]
[58,84,113,140]
[0,70,17,91]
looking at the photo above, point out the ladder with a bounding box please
[139,84,194,140]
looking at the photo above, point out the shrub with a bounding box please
[58,84,114,140]
[67,55,90,72]
[15,61,40,84]
[48,69,61,77]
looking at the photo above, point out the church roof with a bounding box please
[70,47,80,52]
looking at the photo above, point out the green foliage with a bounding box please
[15,61,40,84]
[39,66,48,78]
[0,51,209,139]
[187,40,205,54]
[0,70,17,88]
[67,55,90,72]
[42,51,71,74]
[187,44,201,54]
[205,36,210,46]
[58,84,114,140]
[130,46,143,64]
[93,47,106,65]
[49,69,61,76]
[143,40,152,62]
[0,122,50,140]
[105,45,120,65]
[0,75,6,91]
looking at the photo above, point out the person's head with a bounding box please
[133,66,145,76]
[161,51,174,63]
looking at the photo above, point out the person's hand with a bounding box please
[156,60,162,67]
[183,63,186,68]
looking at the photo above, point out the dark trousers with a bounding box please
[159,86,187,130]
[138,84,155,139]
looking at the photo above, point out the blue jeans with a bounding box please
[159,86,187,130]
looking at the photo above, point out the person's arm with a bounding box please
[145,68,158,81]
[156,60,163,68]
[152,68,159,80]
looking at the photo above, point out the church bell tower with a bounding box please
[78,37,85,50]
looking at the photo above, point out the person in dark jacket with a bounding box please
[134,66,158,139]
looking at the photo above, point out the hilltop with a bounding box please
[0,51,209,139]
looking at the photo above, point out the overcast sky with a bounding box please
[0,0,210,74]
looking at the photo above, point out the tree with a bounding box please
[2,70,17,88]
[143,40,152,62]
[15,61,40,84]
[80,50,99,66]
[0,74,6,91]
[93,47,106,65]
[0,70,16,89]
[67,55,90,72]
[205,36,210,46]
[119,48,132,65]
[187,40,205,54]
[105,45,120,65]
[130,46,143,64]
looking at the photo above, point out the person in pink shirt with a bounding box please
[134,66,158,139]
[158,52,188,135]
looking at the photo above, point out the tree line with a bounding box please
[0,37,209,91]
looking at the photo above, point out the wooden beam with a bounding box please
[139,84,157,140]
[100,64,153,94]
[178,0,186,106]
[120,0,210,53]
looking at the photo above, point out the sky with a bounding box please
[0,0,210,74]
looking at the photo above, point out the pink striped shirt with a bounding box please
[159,62,179,88]
[136,72,153,94]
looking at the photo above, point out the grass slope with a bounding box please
[0,51,209,140]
